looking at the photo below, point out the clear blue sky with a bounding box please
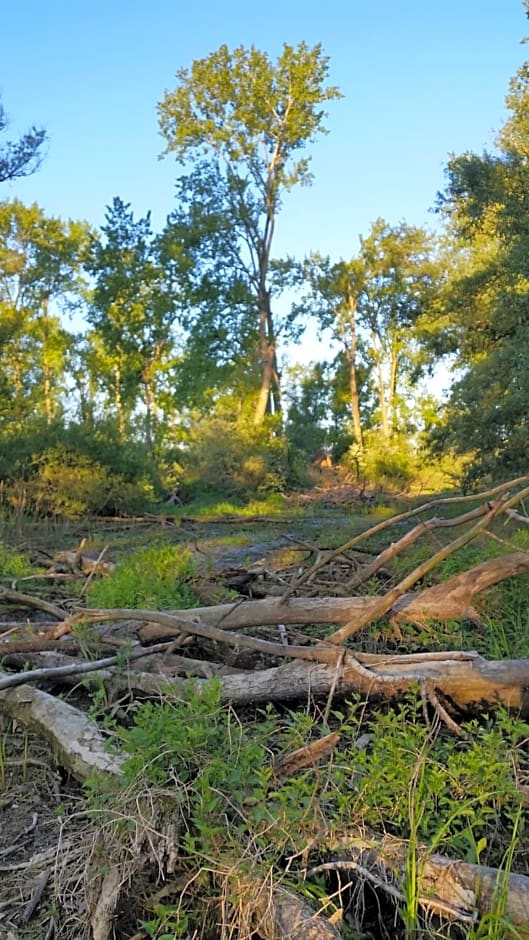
[1,1,526,262]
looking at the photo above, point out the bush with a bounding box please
[343,431,454,493]
[0,542,32,577]
[86,543,200,610]
[181,415,292,497]
[0,419,160,517]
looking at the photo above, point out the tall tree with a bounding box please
[0,101,47,183]
[357,220,435,438]
[0,200,88,425]
[160,166,258,414]
[433,58,529,482]
[158,42,341,423]
[87,198,178,452]
[300,254,366,448]
[300,221,435,445]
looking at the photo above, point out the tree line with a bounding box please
[1,26,529,511]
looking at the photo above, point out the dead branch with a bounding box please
[328,490,529,644]
[0,586,65,620]
[344,501,495,591]
[274,733,341,777]
[0,641,179,691]
[281,476,529,601]
[78,607,342,667]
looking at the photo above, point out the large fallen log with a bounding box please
[99,648,529,716]
[136,550,529,642]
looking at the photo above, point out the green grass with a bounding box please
[166,491,293,519]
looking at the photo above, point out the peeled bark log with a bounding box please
[137,551,529,643]
[0,672,124,781]
[329,832,529,932]
[103,651,529,716]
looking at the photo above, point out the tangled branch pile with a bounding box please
[1,477,529,938]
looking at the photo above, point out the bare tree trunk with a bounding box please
[41,297,53,425]
[372,339,390,437]
[113,361,125,438]
[389,346,399,434]
[142,373,155,458]
[340,294,363,448]
[254,290,281,424]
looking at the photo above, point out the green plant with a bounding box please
[181,414,292,498]
[86,543,200,610]
[82,687,528,939]
[0,541,32,578]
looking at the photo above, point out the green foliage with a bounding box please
[0,419,159,517]
[86,198,178,451]
[85,681,528,939]
[0,199,89,427]
[433,59,529,484]
[0,541,32,577]
[27,446,151,517]
[342,430,450,492]
[158,42,342,422]
[285,358,360,459]
[181,413,294,496]
[338,701,525,860]
[86,543,199,610]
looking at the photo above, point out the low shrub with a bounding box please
[181,414,292,497]
[84,689,527,939]
[0,542,32,577]
[86,543,200,610]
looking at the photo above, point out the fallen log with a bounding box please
[100,649,529,716]
[247,880,343,939]
[0,674,124,781]
[324,831,529,933]
[136,550,529,642]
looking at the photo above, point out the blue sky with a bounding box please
[2,1,526,265]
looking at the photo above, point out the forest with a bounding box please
[2,11,529,940]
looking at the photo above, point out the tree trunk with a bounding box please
[142,373,155,458]
[136,550,529,640]
[342,293,363,448]
[254,290,281,424]
[41,297,53,425]
[389,345,399,434]
[372,339,390,437]
[113,361,125,438]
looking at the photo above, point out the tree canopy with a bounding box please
[158,42,342,423]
